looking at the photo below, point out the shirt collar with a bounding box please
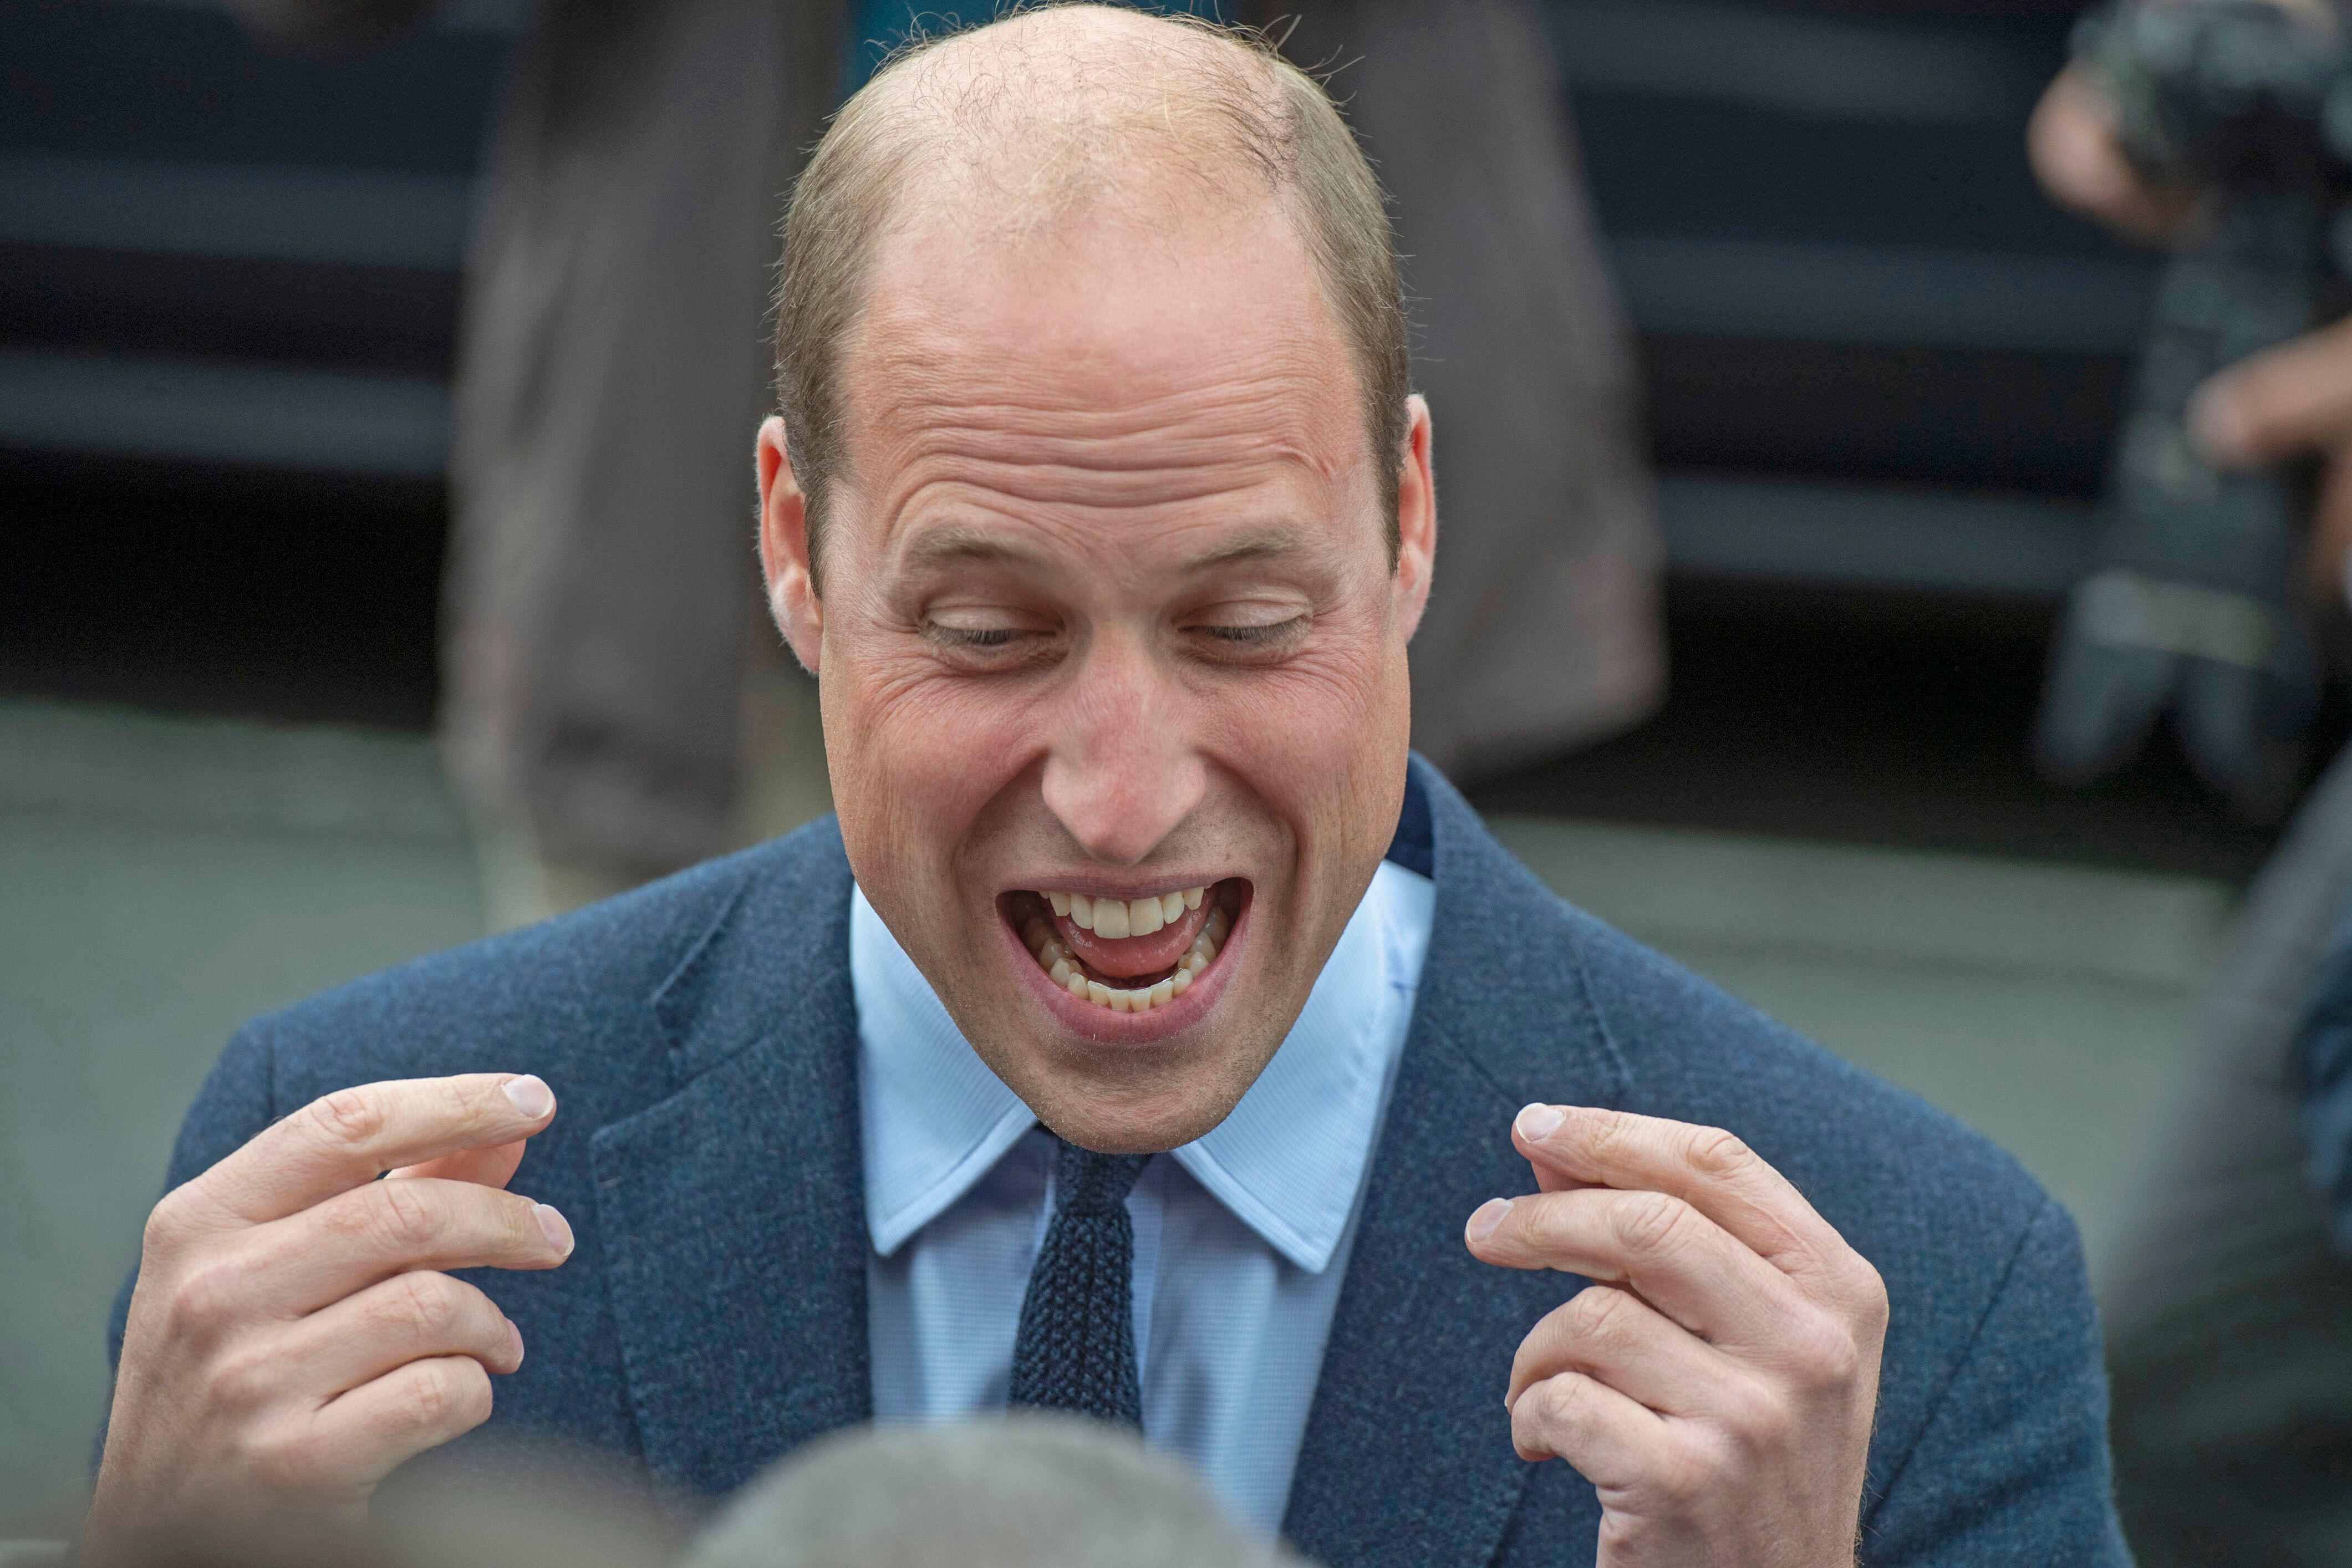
[853,861,1434,1273]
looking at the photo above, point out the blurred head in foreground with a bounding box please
[685,1416,1306,1568]
[757,2,1435,1157]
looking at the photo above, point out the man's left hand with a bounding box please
[1465,1104,1887,1568]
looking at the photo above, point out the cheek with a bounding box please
[1202,628,1409,853]
[826,634,1045,853]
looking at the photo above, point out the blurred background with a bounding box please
[0,0,2285,1545]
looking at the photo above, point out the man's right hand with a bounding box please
[83,1074,573,1565]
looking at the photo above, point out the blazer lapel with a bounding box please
[590,824,871,1503]
[1284,760,1631,1567]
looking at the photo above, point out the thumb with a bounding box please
[2192,317,2352,467]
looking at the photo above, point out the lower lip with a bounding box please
[1000,887,1250,1044]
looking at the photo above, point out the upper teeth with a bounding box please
[1049,887,1205,938]
[1020,889,1230,1014]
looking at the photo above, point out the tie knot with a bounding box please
[1052,1138,1150,1216]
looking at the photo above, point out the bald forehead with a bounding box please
[844,192,1366,521]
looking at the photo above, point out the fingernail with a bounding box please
[1516,1103,1564,1141]
[503,1074,555,1120]
[508,1320,527,1367]
[1468,1197,1512,1240]
[535,1202,575,1258]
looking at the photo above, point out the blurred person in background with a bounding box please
[685,1416,1306,1568]
[231,0,1659,932]
[2032,7,2352,1562]
[82,10,2121,1565]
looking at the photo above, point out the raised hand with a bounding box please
[85,1074,573,1564]
[1465,1104,1887,1568]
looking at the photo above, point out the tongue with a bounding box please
[1055,900,1210,980]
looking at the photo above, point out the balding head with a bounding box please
[773,2,1409,584]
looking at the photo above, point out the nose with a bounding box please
[1040,633,1208,865]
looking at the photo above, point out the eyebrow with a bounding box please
[1187,529,1311,569]
[897,522,1315,574]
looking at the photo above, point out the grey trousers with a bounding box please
[2106,744,2352,1566]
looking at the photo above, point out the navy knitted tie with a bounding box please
[1009,1138,1152,1427]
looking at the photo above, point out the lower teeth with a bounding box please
[1022,904,1229,1011]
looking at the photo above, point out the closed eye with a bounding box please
[1198,618,1306,644]
[926,624,1026,649]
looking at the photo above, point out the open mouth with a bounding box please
[1002,879,1247,1014]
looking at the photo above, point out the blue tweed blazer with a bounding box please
[113,760,2129,1565]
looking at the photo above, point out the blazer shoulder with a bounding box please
[1417,760,2053,1246]
[242,821,848,1106]
[1556,898,2049,1235]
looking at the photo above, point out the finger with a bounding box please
[280,1272,525,1399]
[176,1075,559,1229]
[311,1355,496,1489]
[2027,68,2200,242]
[1508,1285,1740,1420]
[1510,1104,1847,1281]
[391,1138,530,1190]
[1510,1370,1672,1477]
[1467,1186,1802,1348]
[2191,317,2352,467]
[240,1176,573,1316]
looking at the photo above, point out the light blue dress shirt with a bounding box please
[852,861,1435,1533]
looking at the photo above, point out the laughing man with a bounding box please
[88,8,2128,1565]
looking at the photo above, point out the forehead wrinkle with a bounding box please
[873,404,1336,478]
[847,196,1357,442]
[856,316,1340,435]
[882,446,1325,535]
[852,352,1348,498]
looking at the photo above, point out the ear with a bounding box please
[757,415,824,672]
[1391,394,1437,642]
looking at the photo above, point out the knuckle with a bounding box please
[307,1086,388,1155]
[404,1360,492,1433]
[1612,1190,1693,1259]
[497,1190,546,1252]
[1850,1256,1891,1330]
[142,1187,198,1257]
[205,1340,279,1411]
[1565,1284,1635,1345]
[1787,1307,1862,1389]
[1721,1376,1793,1451]
[432,1074,488,1130]
[166,1257,246,1337]
[1585,1112,1640,1166]
[1683,1125,1754,1182]
[364,1179,442,1253]
[1531,1373,1592,1436]
[1511,1382,1564,1455]
[388,1271,464,1338]
[1520,1197,1575,1257]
